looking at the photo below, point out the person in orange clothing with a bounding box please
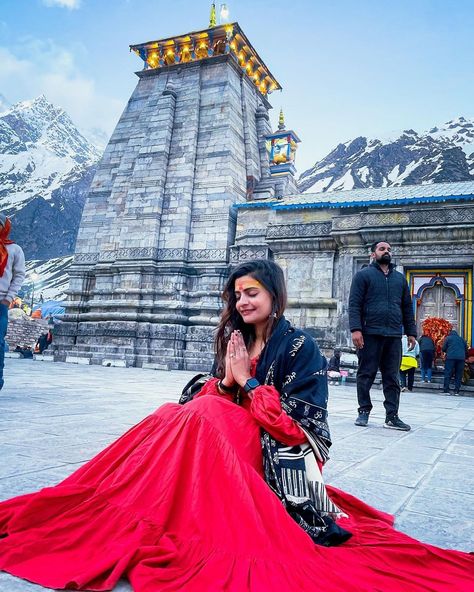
[9,296,21,309]
[0,214,25,390]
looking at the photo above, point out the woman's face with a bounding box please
[234,274,273,327]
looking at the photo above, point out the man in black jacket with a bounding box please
[349,241,417,431]
[442,330,468,395]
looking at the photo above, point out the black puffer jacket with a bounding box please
[442,331,468,360]
[418,335,435,352]
[349,262,417,337]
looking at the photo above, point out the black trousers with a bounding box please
[356,334,402,417]
[400,367,415,390]
[443,359,465,393]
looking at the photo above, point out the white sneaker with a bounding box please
[329,381,334,385]
[401,387,406,392]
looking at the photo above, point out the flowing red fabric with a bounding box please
[0,395,472,591]
[0,217,14,277]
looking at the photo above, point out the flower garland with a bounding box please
[421,317,453,357]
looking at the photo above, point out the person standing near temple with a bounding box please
[348,241,417,431]
[442,330,468,396]
[399,335,419,392]
[327,349,342,385]
[418,330,436,382]
[0,214,26,390]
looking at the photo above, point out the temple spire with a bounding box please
[278,108,285,130]
[266,110,301,178]
[209,3,217,28]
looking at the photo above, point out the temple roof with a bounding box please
[130,22,281,97]
[236,180,474,210]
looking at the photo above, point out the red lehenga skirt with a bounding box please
[0,396,472,591]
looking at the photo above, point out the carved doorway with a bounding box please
[417,284,460,336]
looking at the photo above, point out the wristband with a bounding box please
[243,377,260,393]
[217,380,235,395]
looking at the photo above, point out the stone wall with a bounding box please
[54,54,277,370]
[6,312,49,348]
[232,202,474,348]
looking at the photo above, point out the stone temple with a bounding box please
[53,18,474,369]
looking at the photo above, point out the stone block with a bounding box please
[102,359,127,368]
[33,354,55,362]
[142,363,170,371]
[65,356,91,365]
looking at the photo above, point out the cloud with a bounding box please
[0,39,123,140]
[42,0,81,8]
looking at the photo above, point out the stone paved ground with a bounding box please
[0,358,473,591]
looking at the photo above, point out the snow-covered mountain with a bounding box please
[24,256,73,301]
[298,117,474,193]
[0,95,100,210]
[0,95,101,259]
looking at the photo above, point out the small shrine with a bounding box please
[266,109,301,176]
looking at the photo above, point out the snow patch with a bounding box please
[330,170,355,191]
[24,256,73,301]
[358,166,370,183]
[302,176,333,194]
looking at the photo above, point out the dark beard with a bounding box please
[379,254,391,264]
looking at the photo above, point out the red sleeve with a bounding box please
[194,378,233,402]
[249,385,307,446]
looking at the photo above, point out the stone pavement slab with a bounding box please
[0,359,473,591]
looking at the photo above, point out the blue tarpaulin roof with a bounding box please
[235,180,474,211]
[33,300,65,318]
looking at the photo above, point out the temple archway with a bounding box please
[417,283,460,337]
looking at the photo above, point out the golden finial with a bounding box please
[209,3,217,28]
[278,108,285,130]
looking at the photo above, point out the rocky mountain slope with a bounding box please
[24,256,73,302]
[0,95,100,259]
[298,117,474,193]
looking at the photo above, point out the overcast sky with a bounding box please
[1,0,473,172]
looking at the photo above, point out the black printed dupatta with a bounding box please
[180,316,351,545]
[255,317,351,545]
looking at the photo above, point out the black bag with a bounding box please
[179,373,214,405]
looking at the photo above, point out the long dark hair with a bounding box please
[214,259,287,377]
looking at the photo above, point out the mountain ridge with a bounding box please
[0,95,100,260]
[298,117,474,193]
